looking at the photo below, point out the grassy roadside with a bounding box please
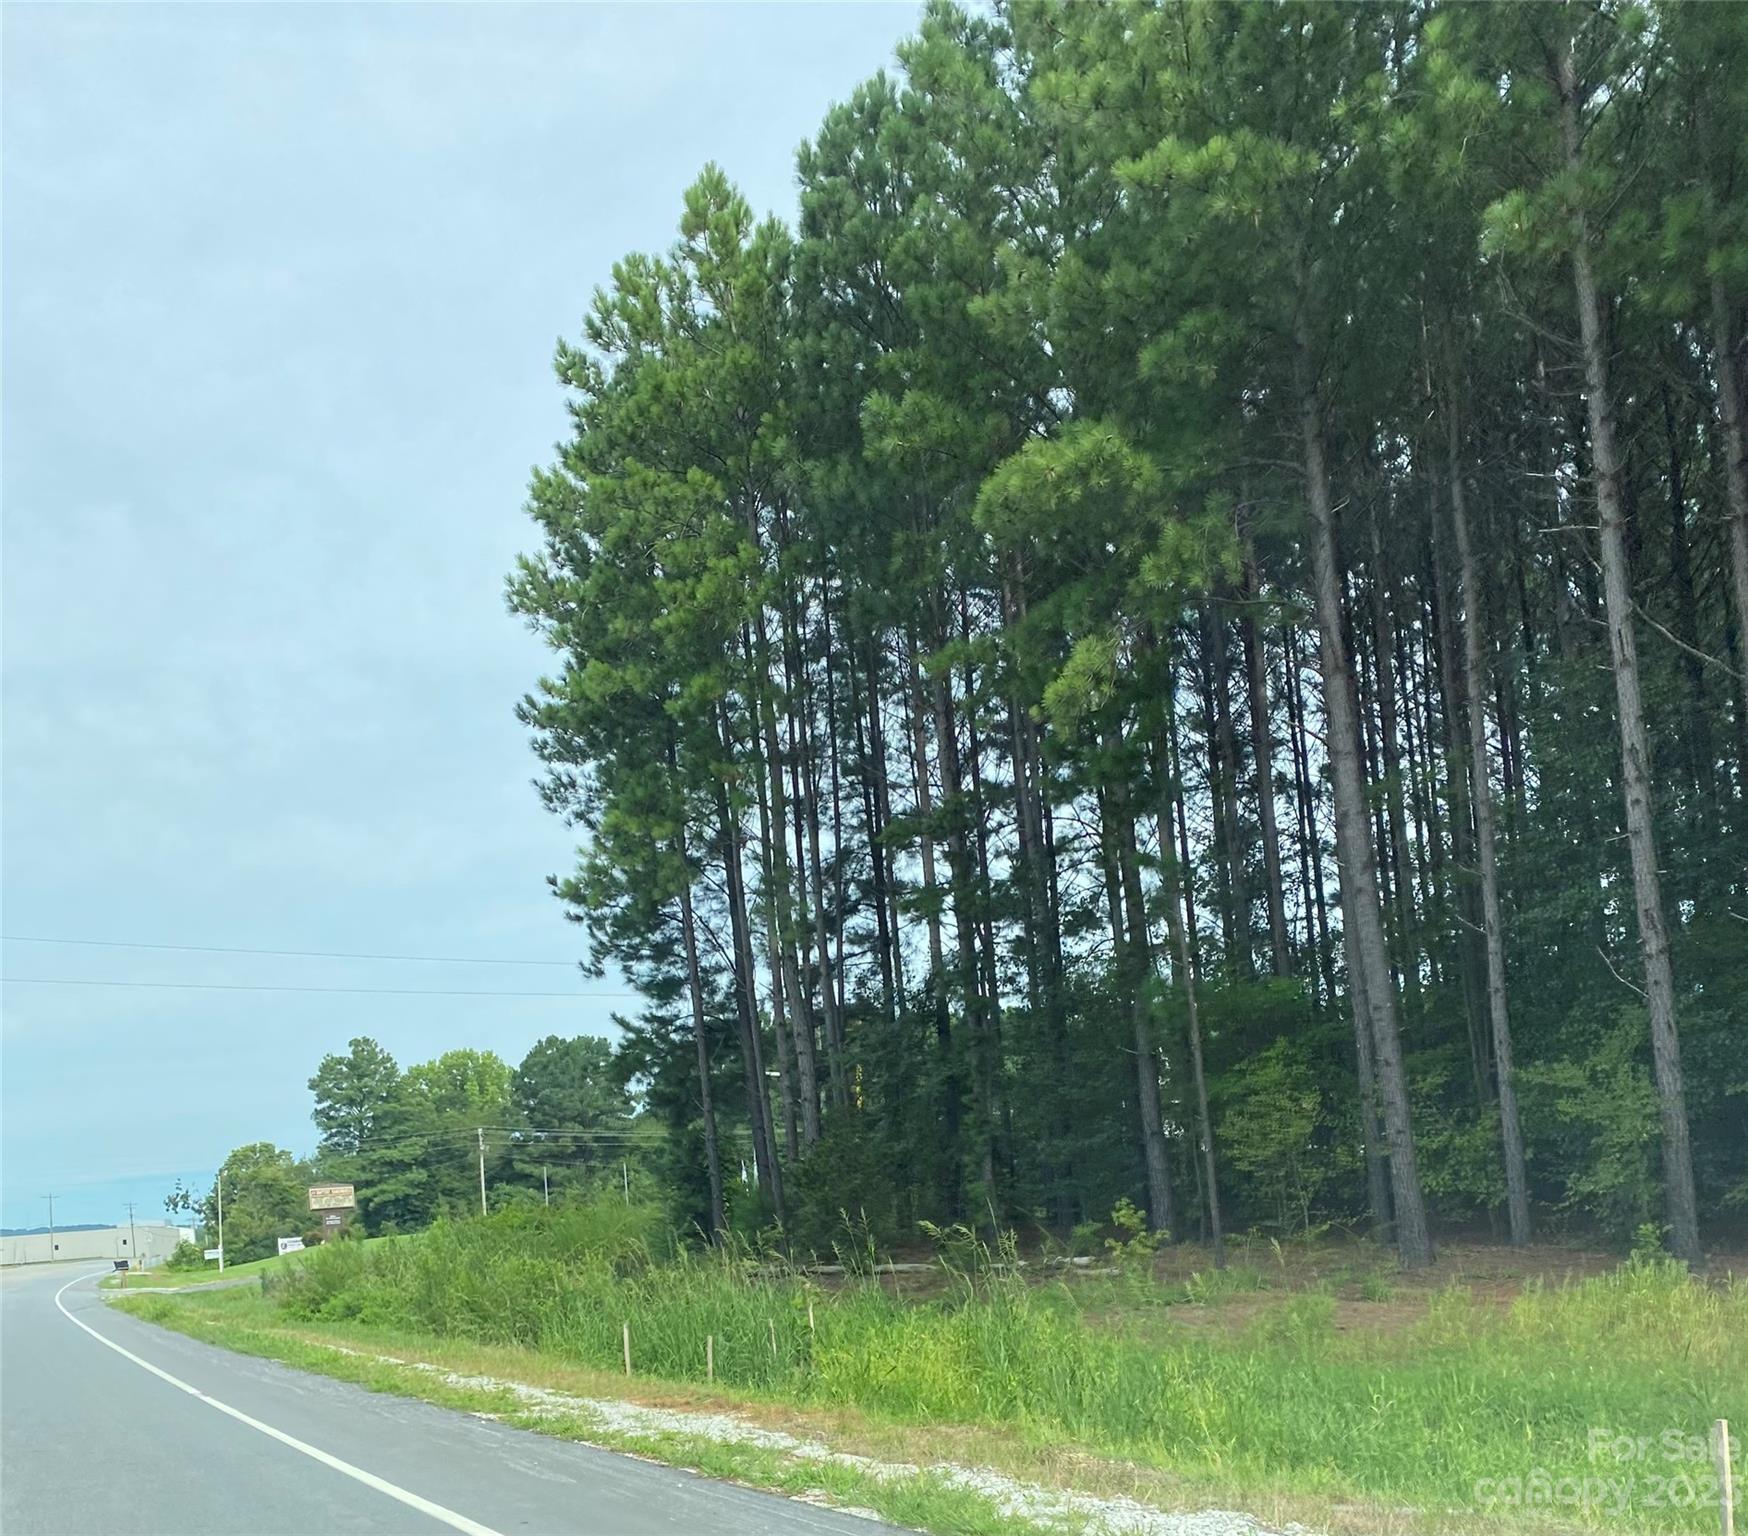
[110,1287,1094,1536]
[102,1236,402,1290]
[103,1254,285,1290]
[111,1230,1748,1536]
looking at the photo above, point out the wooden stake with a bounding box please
[622,1321,631,1377]
[769,1318,777,1358]
[1717,1420,1735,1536]
[706,1334,714,1384]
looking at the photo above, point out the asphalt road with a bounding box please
[0,1263,892,1535]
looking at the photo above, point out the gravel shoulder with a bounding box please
[110,1291,1323,1536]
[318,1341,1313,1536]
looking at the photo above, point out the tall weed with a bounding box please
[263,1205,1746,1528]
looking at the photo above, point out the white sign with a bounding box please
[204,1247,223,1261]
[308,1184,356,1211]
[276,1236,305,1256]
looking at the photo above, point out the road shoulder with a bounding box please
[110,1288,1319,1536]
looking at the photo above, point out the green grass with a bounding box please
[110,1287,1067,1536]
[102,1253,284,1290]
[101,1235,400,1290]
[114,1205,1747,1534]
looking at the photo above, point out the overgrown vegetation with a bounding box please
[216,1203,1746,1532]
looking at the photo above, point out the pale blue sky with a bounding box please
[1,1,919,1229]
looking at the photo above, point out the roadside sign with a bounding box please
[276,1236,305,1256]
[307,1184,355,1211]
[320,1211,345,1230]
[204,1247,223,1261]
[112,1259,129,1272]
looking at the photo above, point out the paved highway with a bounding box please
[1,1263,892,1535]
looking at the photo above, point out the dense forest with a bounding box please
[506,0,1748,1271]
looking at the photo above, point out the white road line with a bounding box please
[54,1271,506,1536]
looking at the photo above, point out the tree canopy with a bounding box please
[507,0,1748,1268]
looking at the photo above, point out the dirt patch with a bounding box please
[790,1231,1748,1316]
[1069,1236,1748,1343]
[1146,1235,1748,1296]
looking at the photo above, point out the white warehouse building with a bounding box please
[0,1223,190,1268]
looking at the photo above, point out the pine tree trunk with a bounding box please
[1194,612,1244,974]
[1009,682,1075,1227]
[781,578,848,1109]
[1155,690,1225,1267]
[1366,504,1425,1023]
[1242,546,1293,975]
[747,624,822,1149]
[1659,381,1717,819]
[794,641,849,1110]
[1561,46,1701,1268]
[1285,625,1337,1007]
[905,633,961,1213]
[1101,748,1176,1237]
[932,604,998,1213]
[1000,574,1050,1020]
[849,645,898,1024]
[765,769,820,1150]
[1447,411,1532,1247]
[1711,277,1748,734]
[1429,497,1492,1105]
[1164,696,1218,1238]
[863,635,908,1010]
[1337,838,1395,1242]
[961,595,1008,1207]
[673,835,726,1241]
[769,970,800,1164]
[713,742,784,1222]
[1391,594,1430,921]
[756,828,800,1166]
[1296,310,1434,1269]
[821,577,851,1027]
[1412,582,1452,992]
[1209,606,1255,980]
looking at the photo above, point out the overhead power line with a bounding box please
[1,934,579,968]
[0,976,637,1000]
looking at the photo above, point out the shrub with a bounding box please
[782,1123,906,1255]
[164,1240,208,1271]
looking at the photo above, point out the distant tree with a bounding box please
[309,1036,402,1157]
[348,1095,432,1237]
[506,1034,634,1196]
[201,1142,310,1264]
[513,1034,628,1131]
[405,1049,512,1120]
[389,1049,514,1217]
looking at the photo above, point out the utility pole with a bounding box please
[124,1202,139,1270]
[477,1128,488,1217]
[42,1194,56,1263]
[216,1178,225,1273]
